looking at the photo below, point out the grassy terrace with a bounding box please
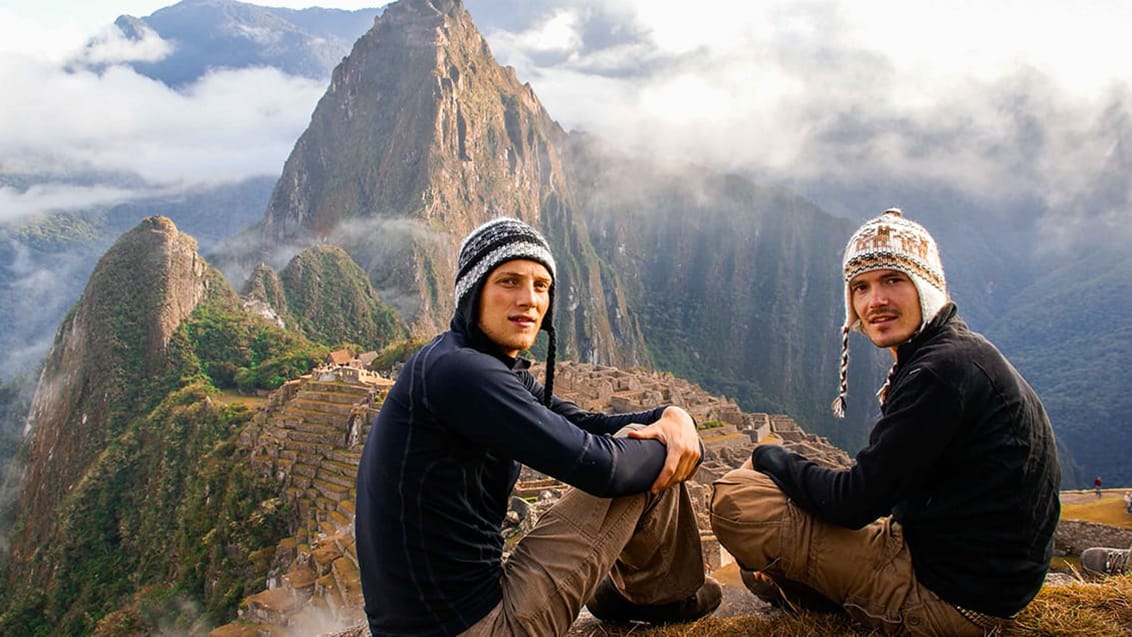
[213,389,268,410]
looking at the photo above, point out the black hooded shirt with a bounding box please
[753,304,1061,617]
[355,305,671,636]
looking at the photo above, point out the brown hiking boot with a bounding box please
[585,576,722,625]
[740,568,790,607]
[739,568,841,614]
[1080,546,1131,576]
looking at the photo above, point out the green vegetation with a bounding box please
[7,211,102,247]
[186,297,329,392]
[0,229,338,634]
[0,286,307,634]
[0,376,34,549]
[570,144,875,452]
[9,382,285,634]
[370,336,432,371]
[986,252,1132,489]
[277,244,408,352]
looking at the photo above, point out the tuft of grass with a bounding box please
[570,611,879,637]
[1008,574,1132,636]
[212,390,268,410]
[571,574,1132,637]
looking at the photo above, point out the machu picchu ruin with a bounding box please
[209,359,853,636]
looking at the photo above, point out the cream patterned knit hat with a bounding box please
[831,209,948,417]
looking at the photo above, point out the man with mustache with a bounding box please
[355,218,720,637]
[711,208,1061,636]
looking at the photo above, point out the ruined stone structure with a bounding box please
[212,366,393,636]
[210,360,853,636]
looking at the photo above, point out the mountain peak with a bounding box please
[75,0,383,87]
[7,216,212,580]
[254,0,645,365]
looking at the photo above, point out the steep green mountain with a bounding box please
[274,244,408,350]
[0,376,34,554]
[568,143,882,447]
[0,217,328,634]
[0,177,276,380]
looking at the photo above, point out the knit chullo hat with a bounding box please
[455,217,558,406]
[831,208,948,418]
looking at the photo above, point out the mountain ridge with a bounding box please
[0,216,335,633]
[72,0,384,87]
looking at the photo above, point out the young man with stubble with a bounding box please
[355,217,721,636]
[711,208,1061,636]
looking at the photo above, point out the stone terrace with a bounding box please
[214,365,393,636]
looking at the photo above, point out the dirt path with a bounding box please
[1061,489,1126,506]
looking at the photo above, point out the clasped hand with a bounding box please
[627,406,701,493]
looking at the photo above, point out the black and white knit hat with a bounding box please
[455,217,558,405]
[831,208,948,417]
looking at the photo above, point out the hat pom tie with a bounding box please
[831,395,846,419]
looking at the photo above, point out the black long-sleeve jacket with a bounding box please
[754,304,1060,617]
[355,324,670,636]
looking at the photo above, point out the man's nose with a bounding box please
[866,288,889,307]
[515,282,536,306]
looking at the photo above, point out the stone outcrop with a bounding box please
[7,216,213,590]
[543,360,853,476]
[1054,520,1132,559]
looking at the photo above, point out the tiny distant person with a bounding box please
[1124,491,1132,514]
[355,218,720,636]
[1095,475,1103,498]
[711,208,1061,636]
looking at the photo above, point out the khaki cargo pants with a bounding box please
[710,469,1010,637]
[461,421,707,636]
[459,481,706,636]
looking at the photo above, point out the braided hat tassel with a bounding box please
[831,325,849,418]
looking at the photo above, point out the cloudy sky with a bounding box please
[2,0,1131,232]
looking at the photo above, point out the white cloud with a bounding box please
[0,183,141,222]
[0,54,326,218]
[78,22,173,65]
[522,9,584,54]
[481,0,1132,229]
[3,0,1131,242]
[0,7,90,63]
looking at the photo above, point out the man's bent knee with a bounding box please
[709,469,790,570]
[710,469,788,520]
